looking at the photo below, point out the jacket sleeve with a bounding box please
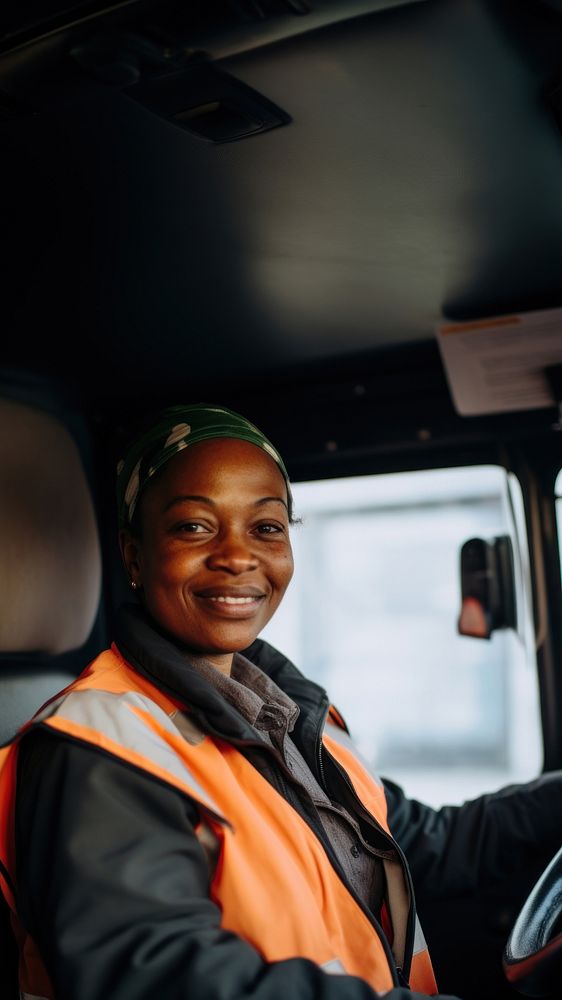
[383,773,562,900]
[15,729,460,1000]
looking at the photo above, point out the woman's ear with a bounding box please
[119,528,142,587]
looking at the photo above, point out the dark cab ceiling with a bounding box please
[1,0,562,420]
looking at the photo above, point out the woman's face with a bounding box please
[121,438,294,673]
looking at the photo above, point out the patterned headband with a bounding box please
[116,403,292,527]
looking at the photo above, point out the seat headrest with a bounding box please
[0,398,101,654]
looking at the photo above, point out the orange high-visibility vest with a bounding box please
[0,645,438,999]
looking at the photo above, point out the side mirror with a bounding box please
[457,535,517,640]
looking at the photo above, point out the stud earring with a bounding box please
[131,580,138,591]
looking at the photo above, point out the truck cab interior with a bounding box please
[2,1,562,998]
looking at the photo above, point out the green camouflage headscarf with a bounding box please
[117,403,292,528]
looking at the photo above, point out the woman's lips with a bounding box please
[194,588,266,615]
[208,595,257,605]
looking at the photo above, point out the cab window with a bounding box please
[263,464,542,806]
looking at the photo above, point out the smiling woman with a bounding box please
[1,404,562,1000]
[121,435,294,673]
[117,404,294,672]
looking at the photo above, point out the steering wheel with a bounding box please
[503,844,562,997]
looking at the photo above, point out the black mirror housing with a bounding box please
[457,535,517,640]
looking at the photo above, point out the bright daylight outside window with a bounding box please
[262,465,542,807]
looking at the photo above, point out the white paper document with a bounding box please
[435,308,562,416]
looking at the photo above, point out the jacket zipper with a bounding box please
[317,737,327,789]
[324,747,417,981]
[313,707,401,987]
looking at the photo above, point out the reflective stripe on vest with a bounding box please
[39,689,226,822]
[0,646,437,996]
[411,917,438,994]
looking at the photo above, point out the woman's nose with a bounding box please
[205,534,258,574]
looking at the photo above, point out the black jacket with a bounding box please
[14,606,562,1000]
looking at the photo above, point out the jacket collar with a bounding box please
[114,603,328,750]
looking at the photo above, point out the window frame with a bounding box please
[283,437,562,775]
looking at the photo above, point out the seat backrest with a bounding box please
[0,395,102,659]
[0,393,103,741]
[0,653,90,744]
[0,385,104,992]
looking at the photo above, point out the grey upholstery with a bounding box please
[0,397,102,655]
[0,395,103,741]
[0,657,81,745]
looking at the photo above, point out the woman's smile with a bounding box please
[194,586,267,614]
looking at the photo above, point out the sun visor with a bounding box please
[435,307,562,418]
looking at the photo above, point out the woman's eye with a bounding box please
[175,522,207,534]
[255,522,285,535]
